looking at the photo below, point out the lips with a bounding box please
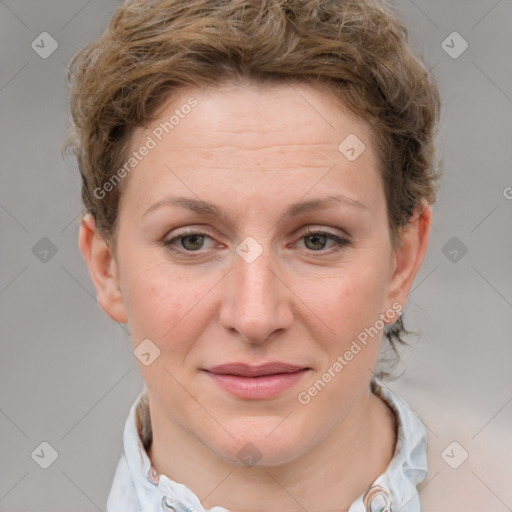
[202,362,310,399]
[205,362,308,377]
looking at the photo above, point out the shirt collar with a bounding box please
[107,378,428,512]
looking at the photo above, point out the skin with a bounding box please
[79,81,432,511]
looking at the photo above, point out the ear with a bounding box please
[78,213,128,324]
[384,202,433,321]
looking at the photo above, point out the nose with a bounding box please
[219,245,294,345]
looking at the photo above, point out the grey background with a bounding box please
[1,0,511,510]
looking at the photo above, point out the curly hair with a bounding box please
[64,0,442,366]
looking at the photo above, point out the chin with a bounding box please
[211,420,312,468]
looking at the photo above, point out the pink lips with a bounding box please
[203,362,309,399]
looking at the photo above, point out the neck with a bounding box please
[147,388,396,512]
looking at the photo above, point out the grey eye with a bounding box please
[179,234,206,251]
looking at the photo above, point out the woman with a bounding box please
[65,0,442,510]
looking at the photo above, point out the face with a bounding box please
[82,81,430,467]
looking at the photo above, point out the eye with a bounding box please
[163,230,215,252]
[298,228,350,252]
[163,227,351,256]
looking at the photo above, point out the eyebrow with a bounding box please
[142,194,369,220]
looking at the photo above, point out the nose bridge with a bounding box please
[220,241,292,343]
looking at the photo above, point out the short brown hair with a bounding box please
[64,0,442,364]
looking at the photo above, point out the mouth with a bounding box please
[202,362,310,399]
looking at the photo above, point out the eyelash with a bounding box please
[163,228,350,256]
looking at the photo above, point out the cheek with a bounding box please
[122,261,209,348]
[293,268,387,416]
[296,262,388,338]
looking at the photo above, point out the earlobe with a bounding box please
[78,213,128,324]
[385,203,433,317]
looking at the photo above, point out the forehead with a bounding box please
[122,82,383,214]
[150,81,375,148]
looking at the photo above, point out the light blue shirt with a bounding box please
[107,378,428,512]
